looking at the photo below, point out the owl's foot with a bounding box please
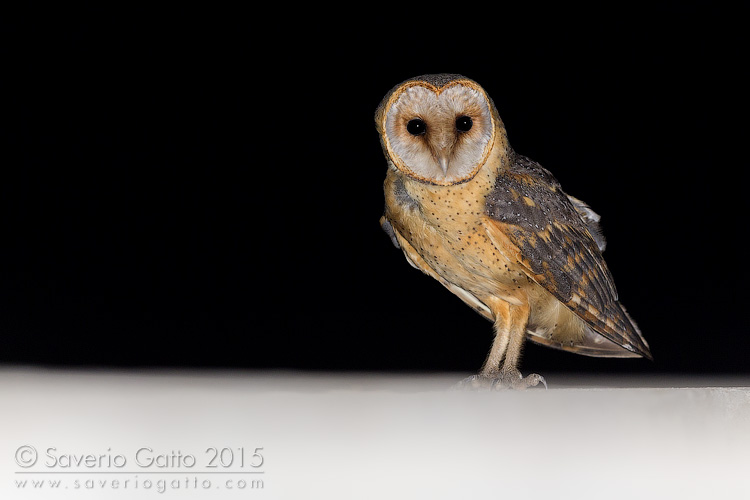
[452,370,547,391]
[451,374,494,390]
[492,369,547,390]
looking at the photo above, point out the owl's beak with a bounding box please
[433,131,454,176]
[438,155,450,176]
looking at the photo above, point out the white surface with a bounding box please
[2,368,750,499]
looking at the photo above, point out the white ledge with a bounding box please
[2,368,749,499]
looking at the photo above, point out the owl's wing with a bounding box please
[482,154,651,359]
[566,194,606,252]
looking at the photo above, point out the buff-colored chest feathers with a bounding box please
[385,155,528,298]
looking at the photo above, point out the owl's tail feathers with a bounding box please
[526,300,652,360]
[527,324,646,359]
[618,303,653,361]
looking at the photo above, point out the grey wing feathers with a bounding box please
[380,216,401,249]
[484,153,651,359]
[567,195,607,252]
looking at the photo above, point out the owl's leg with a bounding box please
[453,299,546,390]
[499,302,530,374]
[480,299,512,376]
[494,301,546,389]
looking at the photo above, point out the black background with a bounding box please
[1,6,747,375]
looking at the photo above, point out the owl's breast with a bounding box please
[383,169,530,304]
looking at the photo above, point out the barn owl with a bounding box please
[376,74,651,389]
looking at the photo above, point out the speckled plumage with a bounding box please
[483,153,650,358]
[376,74,651,388]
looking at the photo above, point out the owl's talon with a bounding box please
[496,370,546,390]
[520,373,547,390]
[451,372,547,391]
[451,374,494,390]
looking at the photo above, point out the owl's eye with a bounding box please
[406,118,426,136]
[456,115,473,132]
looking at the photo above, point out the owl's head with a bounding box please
[375,74,504,186]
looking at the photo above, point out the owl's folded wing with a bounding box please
[482,154,651,359]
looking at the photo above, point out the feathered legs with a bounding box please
[455,298,546,390]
